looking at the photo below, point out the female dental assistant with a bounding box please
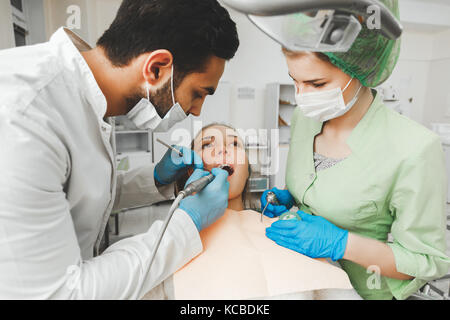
[262,1,450,300]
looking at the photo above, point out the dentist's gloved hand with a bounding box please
[266,211,349,261]
[179,168,230,232]
[154,146,203,185]
[260,188,295,218]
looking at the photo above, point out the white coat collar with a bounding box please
[49,27,108,123]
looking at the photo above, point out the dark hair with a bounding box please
[97,0,239,76]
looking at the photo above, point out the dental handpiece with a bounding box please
[180,164,234,197]
[267,191,279,206]
[261,191,280,222]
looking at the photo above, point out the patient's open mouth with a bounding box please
[219,165,235,176]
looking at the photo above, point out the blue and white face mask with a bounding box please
[295,78,363,122]
[127,65,187,132]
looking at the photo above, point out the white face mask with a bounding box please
[295,78,363,122]
[126,65,187,132]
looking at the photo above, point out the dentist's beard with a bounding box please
[125,79,173,118]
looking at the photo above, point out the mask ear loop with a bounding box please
[345,79,363,107]
[146,82,150,101]
[342,77,363,106]
[171,64,176,105]
[342,78,353,93]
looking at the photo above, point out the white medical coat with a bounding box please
[0,28,202,299]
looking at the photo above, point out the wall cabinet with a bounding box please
[264,83,297,189]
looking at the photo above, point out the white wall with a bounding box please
[400,0,450,30]
[382,31,435,125]
[23,0,47,45]
[423,29,450,126]
[0,0,15,49]
[44,0,87,42]
[397,0,450,128]
[43,0,122,46]
[85,0,121,45]
[388,27,450,128]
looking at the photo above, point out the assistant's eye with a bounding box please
[313,82,326,88]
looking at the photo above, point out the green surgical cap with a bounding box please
[323,0,401,88]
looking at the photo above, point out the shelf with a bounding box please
[245,145,269,150]
[249,189,267,193]
[278,116,291,127]
[115,130,150,134]
[248,176,269,192]
[279,103,297,107]
[116,151,152,156]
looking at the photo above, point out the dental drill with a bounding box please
[261,191,279,222]
[261,191,302,222]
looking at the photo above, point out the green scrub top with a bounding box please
[286,90,450,300]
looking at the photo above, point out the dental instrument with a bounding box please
[156,138,184,157]
[261,191,279,222]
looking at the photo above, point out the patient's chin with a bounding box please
[228,182,245,200]
[228,167,249,200]
[228,191,240,200]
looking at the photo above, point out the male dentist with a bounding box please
[0,0,239,299]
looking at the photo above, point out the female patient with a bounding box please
[144,123,361,300]
[175,123,250,211]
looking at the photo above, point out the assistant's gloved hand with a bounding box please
[260,188,295,218]
[266,211,349,261]
[179,168,230,232]
[154,146,203,185]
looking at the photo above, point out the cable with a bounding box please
[147,193,185,272]
[147,164,233,276]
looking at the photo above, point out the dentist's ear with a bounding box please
[142,50,173,86]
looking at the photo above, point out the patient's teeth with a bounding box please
[219,165,234,176]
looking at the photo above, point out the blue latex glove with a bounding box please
[266,211,349,261]
[260,188,295,218]
[154,146,203,185]
[179,168,230,232]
